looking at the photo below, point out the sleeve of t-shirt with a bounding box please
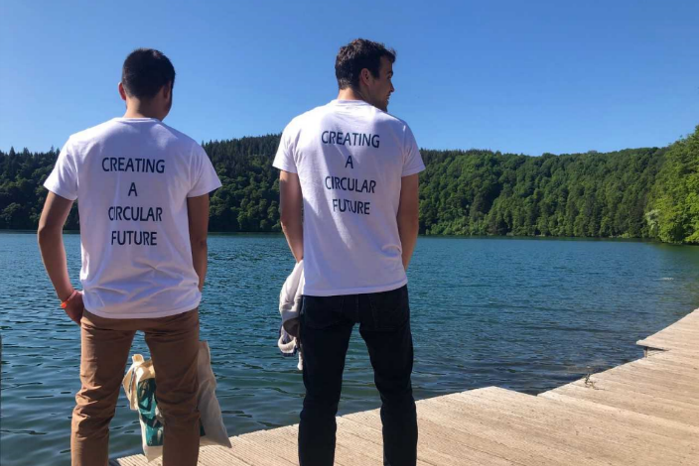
[188,145,222,198]
[402,125,426,177]
[272,122,298,174]
[43,139,79,200]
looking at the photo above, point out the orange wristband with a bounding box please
[61,290,79,309]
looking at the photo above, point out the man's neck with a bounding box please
[123,101,162,120]
[337,87,367,103]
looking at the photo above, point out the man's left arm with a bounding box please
[187,194,210,292]
[397,174,420,270]
[38,192,84,324]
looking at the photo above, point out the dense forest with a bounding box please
[1,126,697,244]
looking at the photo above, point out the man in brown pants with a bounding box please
[38,48,221,466]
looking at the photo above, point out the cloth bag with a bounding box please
[122,340,232,461]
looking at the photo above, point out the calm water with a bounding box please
[1,233,698,465]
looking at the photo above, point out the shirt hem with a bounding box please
[84,301,201,320]
[188,181,223,198]
[44,183,78,201]
[272,162,298,174]
[402,165,426,177]
[303,278,408,297]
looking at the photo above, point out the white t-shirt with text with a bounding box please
[44,118,221,318]
[273,100,425,296]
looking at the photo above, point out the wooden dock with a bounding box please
[114,308,699,466]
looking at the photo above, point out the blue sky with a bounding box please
[1,0,697,155]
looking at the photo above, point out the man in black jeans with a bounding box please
[274,38,424,465]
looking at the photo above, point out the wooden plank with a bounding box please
[549,382,699,426]
[110,458,147,466]
[338,415,512,466]
[443,390,691,466]
[417,397,617,466]
[111,444,253,466]
[604,362,699,386]
[637,308,699,352]
[637,334,699,347]
[645,351,699,367]
[637,336,699,352]
[349,406,572,466]
[237,427,303,465]
[584,373,699,405]
[466,388,697,460]
[244,424,382,466]
[560,375,699,407]
[197,446,258,466]
[632,357,699,375]
[592,367,699,396]
[644,326,699,338]
[228,436,297,466]
[603,359,699,383]
[538,391,699,440]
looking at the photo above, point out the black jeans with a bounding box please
[298,285,417,466]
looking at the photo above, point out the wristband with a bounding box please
[61,290,80,309]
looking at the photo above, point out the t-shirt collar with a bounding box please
[329,99,372,107]
[112,117,161,123]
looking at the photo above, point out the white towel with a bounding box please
[277,260,304,370]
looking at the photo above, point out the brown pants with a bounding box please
[72,309,200,466]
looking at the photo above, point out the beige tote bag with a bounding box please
[122,340,232,461]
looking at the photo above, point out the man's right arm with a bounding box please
[279,170,304,262]
[397,174,420,270]
[38,192,84,324]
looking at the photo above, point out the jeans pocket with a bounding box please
[366,286,409,330]
[301,295,345,330]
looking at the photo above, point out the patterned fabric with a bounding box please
[136,379,164,446]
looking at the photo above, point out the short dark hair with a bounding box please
[121,48,176,99]
[335,39,396,90]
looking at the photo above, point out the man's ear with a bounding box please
[118,82,128,101]
[162,82,173,101]
[359,68,372,86]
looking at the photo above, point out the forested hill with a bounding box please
[1,126,697,244]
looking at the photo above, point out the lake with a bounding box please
[1,232,698,465]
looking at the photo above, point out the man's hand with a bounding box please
[63,291,85,325]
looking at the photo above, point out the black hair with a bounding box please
[121,48,176,99]
[335,39,396,90]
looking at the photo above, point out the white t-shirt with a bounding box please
[273,100,425,296]
[44,118,222,319]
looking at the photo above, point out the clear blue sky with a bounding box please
[1,0,697,155]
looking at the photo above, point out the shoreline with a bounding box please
[0,228,678,244]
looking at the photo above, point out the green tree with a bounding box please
[653,126,699,244]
